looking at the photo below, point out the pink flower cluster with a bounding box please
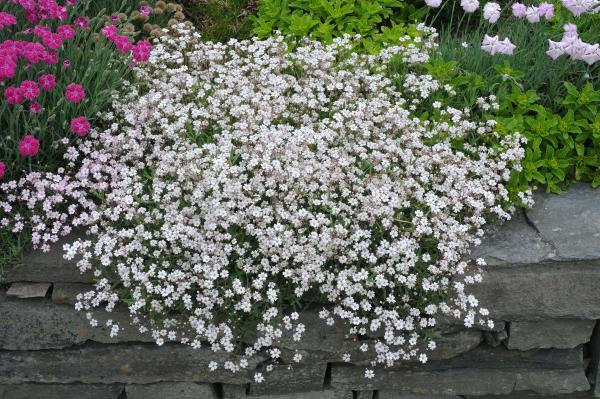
[0,12,18,30]
[547,23,600,65]
[101,25,153,62]
[0,0,93,179]
[481,34,516,55]
[7,0,70,23]
[511,2,554,21]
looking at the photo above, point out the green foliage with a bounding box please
[494,79,600,193]
[251,0,425,52]
[182,0,257,42]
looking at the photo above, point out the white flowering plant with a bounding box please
[1,22,528,379]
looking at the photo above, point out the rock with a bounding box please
[126,383,218,399]
[248,352,327,396]
[526,183,600,261]
[464,391,596,398]
[51,283,94,305]
[378,393,462,399]
[248,391,352,399]
[0,300,153,350]
[0,383,123,399]
[506,319,596,350]
[471,210,555,266]
[330,346,587,394]
[4,233,93,283]
[428,330,482,361]
[470,262,600,320]
[354,391,374,399]
[0,343,262,385]
[6,283,51,298]
[484,330,508,347]
[514,369,589,394]
[223,384,248,399]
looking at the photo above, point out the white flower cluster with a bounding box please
[60,24,526,375]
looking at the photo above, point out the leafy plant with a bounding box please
[251,0,425,52]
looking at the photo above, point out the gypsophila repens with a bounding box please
[2,23,530,380]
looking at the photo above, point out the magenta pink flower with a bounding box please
[30,101,43,113]
[18,135,40,157]
[65,83,85,103]
[57,25,76,39]
[4,86,24,105]
[0,161,5,179]
[42,32,63,49]
[38,73,56,90]
[114,35,133,53]
[73,17,88,29]
[70,116,91,136]
[0,57,17,80]
[62,59,71,69]
[19,80,40,100]
[101,25,119,41]
[132,40,152,62]
[0,12,18,29]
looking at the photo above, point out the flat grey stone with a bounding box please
[0,343,262,385]
[126,383,218,399]
[248,390,352,398]
[378,393,462,399]
[0,300,153,350]
[464,391,596,398]
[51,283,93,305]
[526,183,600,261]
[0,383,123,399]
[471,210,555,266]
[470,262,600,320]
[6,282,51,298]
[427,330,482,361]
[248,352,327,396]
[223,384,247,398]
[514,369,590,394]
[330,346,587,394]
[354,391,374,399]
[507,319,596,350]
[5,233,93,283]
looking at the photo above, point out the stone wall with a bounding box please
[1,183,599,399]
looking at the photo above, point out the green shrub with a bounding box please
[251,0,425,52]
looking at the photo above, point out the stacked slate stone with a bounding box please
[0,183,599,399]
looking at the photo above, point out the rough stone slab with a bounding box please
[331,346,586,394]
[507,319,596,350]
[4,233,93,283]
[223,384,248,399]
[248,391,352,398]
[514,369,589,394]
[51,283,94,305]
[378,393,462,399]
[126,382,218,399]
[470,262,600,320]
[526,183,600,261]
[6,283,51,298]
[248,352,327,396]
[331,366,588,395]
[0,383,123,399]
[484,329,508,347]
[465,391,596,398]
[355,391,374,399]
[427,330,482,361]
[471,210,555,266]
[0,299,153,350]
[0,343,262,385]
